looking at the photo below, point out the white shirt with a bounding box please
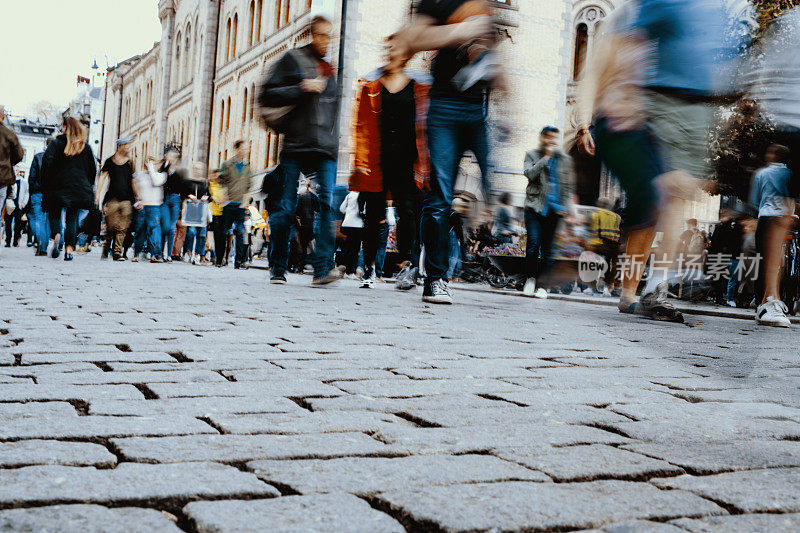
[134,161,167,206]
[340,192,363,228]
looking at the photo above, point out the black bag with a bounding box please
[259,49,318,134]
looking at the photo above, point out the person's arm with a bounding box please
[96,171,109,206]
[29,155,40,186]
[561,154,577,215]
[395,13,494,54]
[9,131,24,167]
[523,151,549,183]
[340,194,350,216]
[259,52,306,108]
[40,142,58,191]
[146,160,167,187]
[749,170,762,215]
[85,150,97,189]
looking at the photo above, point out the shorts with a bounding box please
[648,90,716,180]
[593,117,663,229]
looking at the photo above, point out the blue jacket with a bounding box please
[632,0,750,96]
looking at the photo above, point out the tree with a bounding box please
[754,0,800,30]
[28,100,60,123]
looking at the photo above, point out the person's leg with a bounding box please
[759,216,792,304]
[13,209,24,245]
[161,194,178,259]
[361,191,386,277]
[232,206,246,266]
[310,156,338,279]
[29,193,46,253]
[63,208,79,251]
[538,212,562,286]
[47,206,64,257]
[524,208,543,281]
[133,209,147,257]
[146,205,162,258]
[375,221,390,277]
[114,202,132,257]
[726,259,739,302]
[268,159,300,278]
[195,227,207,256]
[341,228,360,274]
[423,100,465,283]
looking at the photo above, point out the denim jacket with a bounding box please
[524,149,575,214]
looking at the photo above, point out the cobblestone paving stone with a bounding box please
[1,247,799,531]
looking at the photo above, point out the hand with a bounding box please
[189,195,197,202]
[543,145,555,157]
[134,201,143,210]
[200,195,209,202]
[300,77,326,94]
[578,129,596,156]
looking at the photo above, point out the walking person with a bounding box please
[522,126,576,299]
[393,1,499,304]
[259,15,341,286]
[0,104,25,257]
[182,162,210,264]
[41,117,97,261]
[216,140,252,269]
[159,149,185,263]
[349,35,431,290]
[96,137,136,261]
[750,144,795,327]
[290,179,319,273]
[132,158,167,263]
[4,176,27,248]
[579,0,746,322]
[493,192,516,244]
[339,191,363,278]
[27,141,51,256]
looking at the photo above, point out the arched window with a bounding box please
[248,1,255,47]
[184,24,192,84]
[243,87,249,122]
[255,0,263,41]
[175,31,182,88]
[572,6,606,81]
[219,99,225,132]
[249,83,256,120]
[226,96,232,130]
[232,14,239,58]
[225,18,232,62]
[275,1,282,30]
[573,23,588,81]
[284,1,291,25]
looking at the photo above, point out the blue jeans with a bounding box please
[525,209,561,281]
[727,259,739,302]
[47,207,80,248]
[222,202,246,265]
[134,205,162,257]
[29,193,49,253]
[184,226,207,256]
[269,155,337,278]
[375,222,390,277]
[161,193,182,258]
[423,98,491,281]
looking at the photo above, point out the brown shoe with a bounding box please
[312,266,345,286]
[150,256,164,264]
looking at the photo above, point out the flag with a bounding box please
[77,75,91,85]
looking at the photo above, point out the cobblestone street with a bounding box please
[1,246,799,532]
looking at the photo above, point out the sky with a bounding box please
[2,1,162,117]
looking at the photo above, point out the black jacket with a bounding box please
[41,135,97,210]
[28,152,45,194]
[259,44,338,159]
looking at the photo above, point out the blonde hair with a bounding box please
[63,117,87,157]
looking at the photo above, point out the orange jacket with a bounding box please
[349,72,431,193]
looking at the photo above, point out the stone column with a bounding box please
[156,0,176,157]
[194,0,221,167]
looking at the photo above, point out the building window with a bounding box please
[185,25,192,84]
[226,96,231,130]
[248,1,255,47]
[275,1,282,30]
[243,87,249,122]
[572,6,606,81]
[232,14,239,58]
[219,99,225,133]
[249,83,256,121]
[225,18,232,62]
[175,31,182,88]
[284,1,291,25]
[256,0,263,41]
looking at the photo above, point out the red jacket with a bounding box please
[349,72,431,193]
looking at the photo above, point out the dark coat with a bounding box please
[0,123,24,188]
[259,44,338,159]
[41,135,97,210]
[28,152,44,194]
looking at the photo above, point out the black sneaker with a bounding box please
[638,284,684,323]
[422,279,453,304]
[270,275,287,285]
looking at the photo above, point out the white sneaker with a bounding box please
[756,298,791,328]
[582,287,595,296]
[534,288,548,299]
[423,279,453,304]
[360,271,375,289]
[726,300,737,308]
[603,287,613,298]
[523,278,536,297]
